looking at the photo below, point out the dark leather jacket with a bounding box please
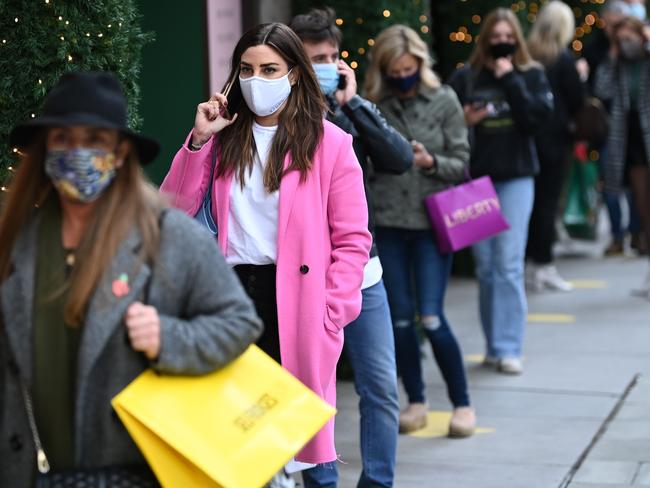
[327,94,413,256]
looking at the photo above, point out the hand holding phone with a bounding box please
[335,60,358,105]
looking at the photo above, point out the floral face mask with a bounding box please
[45,147,117,203]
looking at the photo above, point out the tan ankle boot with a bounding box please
[398,403,428,433]
[449,406,476,438]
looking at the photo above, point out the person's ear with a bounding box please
[114,138,132,169]
[289,69,299,87]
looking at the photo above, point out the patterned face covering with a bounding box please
[44,148,117,203]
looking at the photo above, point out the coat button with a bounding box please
[9,434,23,451]
[300,265,309,275]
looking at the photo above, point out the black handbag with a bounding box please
[20,383,159,488]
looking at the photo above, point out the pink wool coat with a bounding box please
[160,120,371,463]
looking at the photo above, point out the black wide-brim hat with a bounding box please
[9,71,160,164]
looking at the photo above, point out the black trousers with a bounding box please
[233,264,281,363]
[527,137,571,264]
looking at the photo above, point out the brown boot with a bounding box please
[398,403,428,433]
[449,407,476,438]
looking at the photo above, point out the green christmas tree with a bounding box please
[431,0,606,77]
[291,0,605,82]
[0,0,153,185]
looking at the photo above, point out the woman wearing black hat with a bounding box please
[0,71,262,486]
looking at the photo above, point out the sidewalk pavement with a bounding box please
[332,254,650,487]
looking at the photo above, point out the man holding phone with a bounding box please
[290,9,413,488]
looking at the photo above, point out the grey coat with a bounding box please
[370,85,470,230]
[0,208,262,486]
[595,57,650,191]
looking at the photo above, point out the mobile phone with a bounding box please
[338,73,347,91]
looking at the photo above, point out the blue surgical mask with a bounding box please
[45,148,117,202]
[629,3,647,20]
[312,63,340,96]
[386,72,420,93]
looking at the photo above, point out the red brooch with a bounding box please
[112,273,130,298]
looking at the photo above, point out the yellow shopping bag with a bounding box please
[111,345,336,488]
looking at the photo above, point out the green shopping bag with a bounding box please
[563,145,601,240]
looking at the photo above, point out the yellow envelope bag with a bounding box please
[111,345,336,488]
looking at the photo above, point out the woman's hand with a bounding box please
[192,93,238,147]
[125,302,161,360]
[464,104,490,127]
[412,141,435,169]
[493,57,514,79]
[576,58,590,82]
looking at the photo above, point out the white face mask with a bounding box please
[239,71,292,117]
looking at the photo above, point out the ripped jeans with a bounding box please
[376,227,470,408]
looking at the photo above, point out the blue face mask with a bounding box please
[386,72,420,93]
[629,3,647,20]
[312,63,340,96]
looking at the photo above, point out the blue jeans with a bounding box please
[376,227,470,408]
[473,177,534,359]
[302,281,399,488]
[604,190,641,239]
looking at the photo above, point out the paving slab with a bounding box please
[635,463,650,486]
[572,460,638,484]
[330,255,650,486]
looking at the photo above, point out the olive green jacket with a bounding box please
[370,85,470,230]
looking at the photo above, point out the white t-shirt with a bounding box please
[226,122,279,266]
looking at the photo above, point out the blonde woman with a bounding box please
[526,1,586,292]
[364,25,476,437]
[448,9,553,375]
[0,72,262,486]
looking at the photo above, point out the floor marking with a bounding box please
[527,313,576,324]
[569,280,608,289]
[464,354,527,365]
[464,354,486,364]
[408,411,496,438]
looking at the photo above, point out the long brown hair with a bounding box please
[469,8,539,72]
[217,23,327,192]
[613,16,648,50]
[0,133,163,326]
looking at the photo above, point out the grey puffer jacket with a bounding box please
[371,85,470,230]
[0,208,262,487]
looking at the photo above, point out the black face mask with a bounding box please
[489,42,517,59]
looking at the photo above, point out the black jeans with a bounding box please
[233,264,281,363]
[527,137,570,265]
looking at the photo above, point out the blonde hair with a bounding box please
[364,25,440,103]
[0,134,163,326]
[528,1,575,66]
[469,8,539,71]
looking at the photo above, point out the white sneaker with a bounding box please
[535,264,574,292]
[631,267,650,297]
[498,357,524,375]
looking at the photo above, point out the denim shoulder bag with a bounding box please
[193,138,218,236]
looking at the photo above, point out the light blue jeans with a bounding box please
[302,280,399,488]
[473,177,534,359]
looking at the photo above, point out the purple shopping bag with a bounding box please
[424,176,510,254]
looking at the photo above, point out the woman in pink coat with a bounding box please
[160,23,371,475]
